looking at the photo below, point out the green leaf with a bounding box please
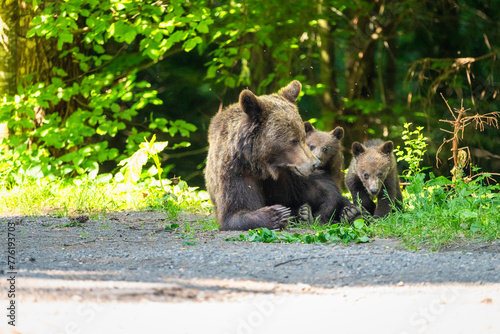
[224,76,236,88]
[93,44,105,54]
[470,221,482,233]
[353,219,365,229]
[183,36,202,52]
[206,65,218,79]
[124,30,137,44]
[118,147,149,184]
[165,223,179,231]
[196,22,209,33]
[357,235,370,243]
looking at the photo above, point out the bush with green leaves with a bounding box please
[0,135,211,216]
[0,0,210,184]
[394,122,428,179]
[374,170,500,250]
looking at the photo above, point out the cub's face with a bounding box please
[304,123,343,168]
[356,157,391,196]
[351,141,394,196]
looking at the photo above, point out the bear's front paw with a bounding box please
[268,205,291,230]
[341,204,364,224]
[298,203,314,224]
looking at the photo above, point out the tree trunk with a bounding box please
[16,1,83,156]
[317,0,339,118]
[0,0,19,141]
[345,16,377,101]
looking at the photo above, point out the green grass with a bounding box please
[1,169,498,251]
[0,176,211,218]
[372,172,500,251]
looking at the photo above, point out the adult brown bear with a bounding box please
[205,81,320,231]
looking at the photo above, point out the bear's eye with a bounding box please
[363,173,369,180]
[322,147,328,153]
[290,139,299,146]
[309,145,316,150]
[378,172,383,178]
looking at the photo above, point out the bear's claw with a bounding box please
[341,204,363,224]
[269,205,291,230]
[298,203,314,224]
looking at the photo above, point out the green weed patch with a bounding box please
[227,219,371,245]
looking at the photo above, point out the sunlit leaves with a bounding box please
[118,135,169,185]
[1,0,205,182]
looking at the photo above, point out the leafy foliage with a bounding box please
[374,171,500,251]
[0,0,207,183]
[227,219,371,245]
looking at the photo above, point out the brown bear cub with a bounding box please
[304,121,345,190]
[345,139,403,218]
[205,81,320,231]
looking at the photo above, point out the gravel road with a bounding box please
[2,211,500,334]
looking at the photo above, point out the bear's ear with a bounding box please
[379,140,394,155]
[304,121,315,134]
[331,127,344,140]
[239,89,263,122]
[279,80,302,103]
[351,142,365,157]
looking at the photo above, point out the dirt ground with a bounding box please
[1,211,500,333]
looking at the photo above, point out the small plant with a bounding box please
[117,134,169,188]
[79,231,90,238]
[164,223,179,231]
[98,221,111,230]
[196,217,219,231]
[182,241,197,246]
[394,122,428,179]
[183,221,195,235]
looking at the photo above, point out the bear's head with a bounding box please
[304,121,343,169]
[351,140,394,196]
[239,80,319,179]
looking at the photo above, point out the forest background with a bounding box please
[0,0,499,190]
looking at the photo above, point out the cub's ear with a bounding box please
[331,126,344,140]
[380,140,394,155]
[280,80,302,103]
[239,89,262,122]
[351,142,365,157]
[304,121,315,134]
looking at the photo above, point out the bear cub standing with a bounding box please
[345,139,402,217]
[304,121,345,190]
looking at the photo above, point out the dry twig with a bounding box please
[436,94,499,181]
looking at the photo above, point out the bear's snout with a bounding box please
[313,158,321,169]
[295,160,317,177]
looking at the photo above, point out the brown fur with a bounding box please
[345,139,403,217]
[304,121,345,190]
[262,169,355,225]
[205,81,320,231]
